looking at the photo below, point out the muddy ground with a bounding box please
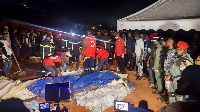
[0,57,167,112]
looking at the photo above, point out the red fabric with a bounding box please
[43,55,61,66]
[96,49,109,60]
[22,34,26,39]
[177,41,189,49]
[150,33,158,38]
[115,37,125,56]
[96,45,103,49]
[82,36,96,57]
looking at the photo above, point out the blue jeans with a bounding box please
[97,58,109,71]
[3,57,12,76]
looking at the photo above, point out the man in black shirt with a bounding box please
[126,32,135,71]
[11,28,21,59]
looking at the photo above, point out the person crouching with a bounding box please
[42,51,63,77]
[96,45,109,71]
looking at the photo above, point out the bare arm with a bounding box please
[0,48,8,61]
[57,67,63,77]
[0,48,3,55]
[122,44,125,54]
[81,39,87,54]
[140,49,143,58]
[15,37,21,48]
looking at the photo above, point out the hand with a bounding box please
[152,68,155,72]
[185,60,193,66]
[121,54,124,58]
[19,44,21,48]
[165,74,171,81]
[139,57,142,64]
[132,53,136,57]
[4,58,8,62]
[146,61,149,66]
[180,62,187,71]
[59,73,63,77]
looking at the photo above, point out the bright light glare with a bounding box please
[71,33,75,36]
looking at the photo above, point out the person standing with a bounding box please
[147,33,158,87]
[134,33,144,80]
[0,33,12,76]
[3,26,11,45]
[11,28,21,60]
[69,36,82,71]
[54,33,63,51]
[162,37,177,103]
[35,31,43,56]
[99,30,112,64]
[152,36,163,94]
[121,33,128,68]
[126,32,135,71]
[28,30,37,56]
[158,65,200,112]
[96,30,103,46]
[143,34,151,77]
[40,34,54,60]
[82,30,96,75]
[115,32,126,74]
[43,31,54,45]
[169,41,194,103]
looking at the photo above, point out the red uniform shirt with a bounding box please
[115,37,125,56]
[82,36,96,57]
[43,55,61,66]
[96,49,109,60]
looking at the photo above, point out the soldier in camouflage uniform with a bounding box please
[168,41,194,103]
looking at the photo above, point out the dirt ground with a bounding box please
[0,58,167,112]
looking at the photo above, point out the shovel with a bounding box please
[12,50,26,77]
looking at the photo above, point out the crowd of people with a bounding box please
[1,25,200,108]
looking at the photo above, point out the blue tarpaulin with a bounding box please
[73,71,121,89]
[27,71,122,97]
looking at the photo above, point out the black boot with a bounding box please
[128,66,133,71]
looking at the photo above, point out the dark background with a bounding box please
[0,0,157,31]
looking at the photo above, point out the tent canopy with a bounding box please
[117,0,200,31]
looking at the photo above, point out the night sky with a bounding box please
[0,0,157,30]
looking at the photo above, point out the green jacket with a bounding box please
[153,44,162,70]
[170,52,194,78]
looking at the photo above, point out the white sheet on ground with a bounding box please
[24,100,41,112]
[1,78,40,100]
[0,76,21,98]
[62,68,83,76]
[74,83,134,112]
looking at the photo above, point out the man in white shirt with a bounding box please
[134,33,144,80]
[3,26,11,45]
[0,33,12,76]
[43,32,54,45]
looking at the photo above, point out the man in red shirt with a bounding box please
[96,45,109,71]
[43,53,63,77]
[115,32,126,74]
[82,30,96,75]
